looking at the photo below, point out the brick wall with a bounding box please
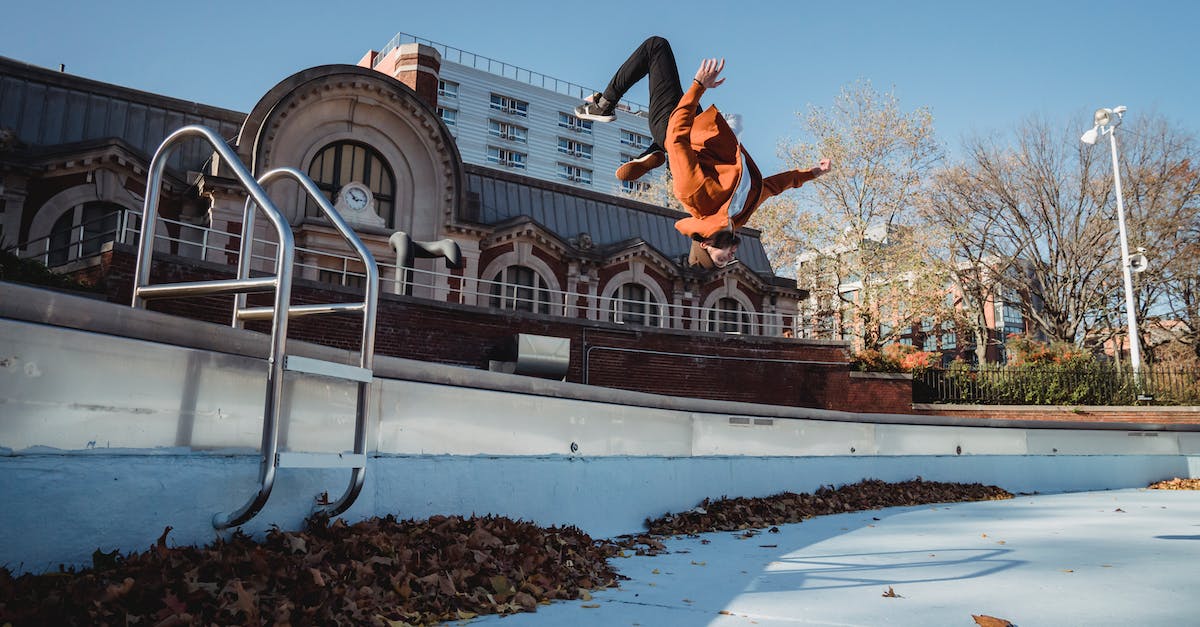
[847,372,914,414]
[74,247,861,410]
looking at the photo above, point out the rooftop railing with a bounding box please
[8,210,797,338]
[374,32,648,117]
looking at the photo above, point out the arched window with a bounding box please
[306,141,395,227]
[489,265,553,314]
[609,283,661,327]
[47,201,123,267]
[707,297,753,334]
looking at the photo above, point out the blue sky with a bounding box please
[4,0,1197,172]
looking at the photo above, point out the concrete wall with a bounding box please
[3,281,1199,573]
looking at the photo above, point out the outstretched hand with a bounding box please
[694,58,725,89]
[812,158,832,177]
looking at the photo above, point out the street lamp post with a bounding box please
[1081,106,1142,377]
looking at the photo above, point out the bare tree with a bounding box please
[755,80,947,349]
[925,112,1200,361]
[1117,118,1200,362]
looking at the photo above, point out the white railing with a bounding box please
[375,32,648,118]
[9,211,797,337]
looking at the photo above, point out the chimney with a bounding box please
[368,43,442,109]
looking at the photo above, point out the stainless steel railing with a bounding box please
[130,125,379,530]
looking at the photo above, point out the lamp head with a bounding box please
[1094,106,1127,129]
[1080,127,1100,145]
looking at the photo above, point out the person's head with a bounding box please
[688,230,741,269]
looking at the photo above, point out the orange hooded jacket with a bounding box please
[668,81,817,239]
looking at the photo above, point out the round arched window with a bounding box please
[306,141,395,228]
[489,265,553,314]
[707,297,753,334]
[47,201,124,267]
[609,283,661,327]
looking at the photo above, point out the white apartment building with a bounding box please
[370,33,655,197]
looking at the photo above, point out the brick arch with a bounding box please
[237,65,462,242]
[599,262,671,328]
[27,170,154,245]
[701,277,759,333]
[479,242,563,295]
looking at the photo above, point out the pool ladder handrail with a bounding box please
[131,125,379,530]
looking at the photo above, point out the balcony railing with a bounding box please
[7,211,798,338]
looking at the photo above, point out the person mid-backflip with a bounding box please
[575,36,830,269]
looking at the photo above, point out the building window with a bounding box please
[922,335,938,352]
[620,129,652,150]
[558,111,593,134]
[487,146,527,169]
[47,201,123,266]
[557,163,592,184]
[995,298,1025,337]
[557,138,593,160]
[438,80,459,100]
[941,331,958,350]
[609,283,661,326]
[490,93,529,117]
[489,119,528,143]
[708,297,752,334]
[438,106,457,129]
[489,265,552,314]
[306,141,396,228]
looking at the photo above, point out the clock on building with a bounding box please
[333,182,385,228]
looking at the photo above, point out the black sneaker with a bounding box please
[616,149,666,181]
[574,93,616,122]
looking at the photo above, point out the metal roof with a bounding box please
[463,163,777,275]
[0,56,244,174]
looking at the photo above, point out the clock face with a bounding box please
[344,185,369,211]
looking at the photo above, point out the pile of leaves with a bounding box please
[1148,477,1200,490]
[0,514,621,626]
[0,479,1012,625]
[644,478,1013,536]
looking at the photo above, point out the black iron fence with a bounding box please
[913,365,1200,406]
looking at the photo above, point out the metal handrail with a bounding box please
[11,203,797,336]
[129,126,380,530]
[245,166,380,520]
[131,125,295,531]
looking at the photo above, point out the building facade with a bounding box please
[363,32,654,198]
[0,41,803,340]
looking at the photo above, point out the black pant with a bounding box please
[601,36,685,154]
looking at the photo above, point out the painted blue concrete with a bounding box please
[2,452,1195,574]
[469,489,1200,627]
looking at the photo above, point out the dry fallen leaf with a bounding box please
[882,586,902,598]
[580,603,600,609]
[972,614,1014,626]
[0,479,1013,626]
